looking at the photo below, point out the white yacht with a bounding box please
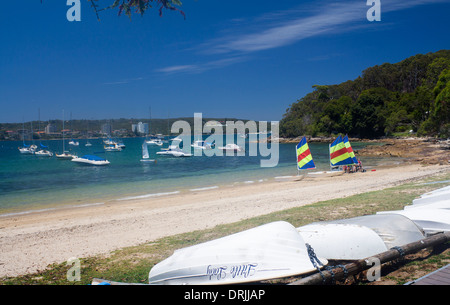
[56,152,77,159]
[218,143,244,152]
[35,149,54,157]
[104,143,122,152]
[71,155,110,166]
[35,143,53,157]
[191,140,214,150]
[156,137,192,157]
[18,144,37,154]
[146,137,163,146]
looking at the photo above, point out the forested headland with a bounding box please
[280,50,450,139]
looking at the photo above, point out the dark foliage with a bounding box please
[280,50,450,138]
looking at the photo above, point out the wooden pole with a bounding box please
[289,231,450,285]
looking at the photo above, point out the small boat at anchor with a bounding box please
[35,143,53,157]
[156,137,192,157]
[217,143,243,152]
[192,140,214,150]
[140,141,156,163]
[71,155,110,166]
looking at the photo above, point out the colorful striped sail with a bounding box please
[343,135,358,164]
[329,135,353,166]
[296,137,316,170]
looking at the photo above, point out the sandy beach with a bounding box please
[1,160,449,278]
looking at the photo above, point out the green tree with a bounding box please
[351,89,389,138]
[433,70,450,137]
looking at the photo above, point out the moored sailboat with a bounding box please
[34,143,54,157]
[140,141,156,163]
[56,110,77,160]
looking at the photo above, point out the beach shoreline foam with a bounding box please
[0,162,449,278]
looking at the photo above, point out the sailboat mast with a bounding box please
[62,110,65,152]
[149,106,151,137]
[329,143,331,171]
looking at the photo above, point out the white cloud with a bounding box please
[156,0,447,75]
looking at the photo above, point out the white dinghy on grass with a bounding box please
[377,209,450,236]
[324,214,426,249]
[418,185,450,198]
[404,200,450,210]
[148,221,328,285]
[297,223,388,260]
[412,192,450,205]
[297,214,426,260]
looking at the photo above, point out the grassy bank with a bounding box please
[1,170,449,285]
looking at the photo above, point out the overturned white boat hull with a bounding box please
[405,200,450,210]
[324,214,426,249]
[377,209,450,235]
[418,186,450,198]
[148,221,327,285]
[412,192,450,205]
[297,214,426,260]
[297,223,388,260]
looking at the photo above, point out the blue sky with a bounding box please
[1,0,449,123]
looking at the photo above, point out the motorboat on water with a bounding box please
[218,143,243,152]
[35,143,53,157]
[146,137,163,146]
[156,137,192,157]
[18,144,37,154]
[157,147,192,157]
[56,151,77,159]
[191,140,214,150]
[69,140,79,146]
[104,143,122,152]
[71,155,110,166]
[116,140,126,149]
[103,138,125,149]
[148,221,328,285]
[34,149,54,157]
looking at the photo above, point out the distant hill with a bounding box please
[0,117,251,141]
[280,50,450,138]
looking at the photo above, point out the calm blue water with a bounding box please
[0,136,391,215]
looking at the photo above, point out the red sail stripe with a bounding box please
[297,148,311,163]
[330,147,348,160]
